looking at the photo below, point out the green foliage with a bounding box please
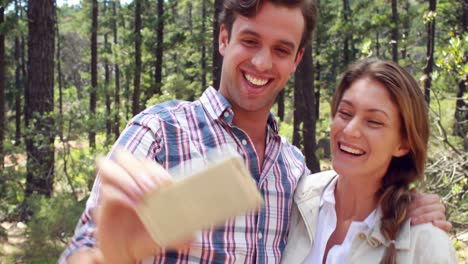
[1,0,467,260]
[21,194,86,262]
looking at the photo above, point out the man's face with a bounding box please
[218,2,305,117]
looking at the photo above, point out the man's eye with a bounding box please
[242,39,257,46]
[276,48,291,56]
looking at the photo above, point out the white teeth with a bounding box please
[245,74,268,86]
[340,144,364,155]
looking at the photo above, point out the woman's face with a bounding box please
[330,77,409,181]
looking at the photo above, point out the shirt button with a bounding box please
[367,237,381,247]
[241,139,248,145]
[358,232,366,240]
[258,233,263,240]
[224,112,229,118]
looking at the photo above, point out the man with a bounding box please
[60,0,449,263]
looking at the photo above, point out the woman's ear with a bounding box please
[394,143,410,157]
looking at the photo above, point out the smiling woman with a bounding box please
[281,58,458,264]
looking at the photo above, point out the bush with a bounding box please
[20,194,86,262]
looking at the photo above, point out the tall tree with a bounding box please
[276,90,285,121]
[314,0,322,121]
[14,0,22,146]
[0,3,5,170]
[342,0,351,66]
[132,0,142,116]
[56,3,64,141]
[292,86,302,150]
[423,0,437,104]
[154,0,163,95]
[25,0,55,198]
[113,0,121,140]
[294,43,320,173]
[201,0,207,90]
[391,0,399,62]
[401,0,410,59]
[104,0,111,143]
[89,0,98,148]
[212,0,222,89]
[454,0,467,142]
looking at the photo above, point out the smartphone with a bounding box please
[136,155,264,247]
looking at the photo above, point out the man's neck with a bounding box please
[232,108,269,167]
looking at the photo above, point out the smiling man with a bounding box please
[60,1,449,263]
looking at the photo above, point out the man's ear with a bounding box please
[219,24,228,57]
[293,48,305,72]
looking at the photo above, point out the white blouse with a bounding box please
[304,177,378,264]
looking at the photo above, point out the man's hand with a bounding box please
[93,149,189,263]
[407,189,452,233]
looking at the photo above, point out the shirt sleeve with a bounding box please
[58,113,165,263]
[412,223,458,264]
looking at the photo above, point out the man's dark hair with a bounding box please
[219,0,318,50]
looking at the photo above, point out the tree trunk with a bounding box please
[14,0,22,146]
[342,0,351,66]
[292,84,302,149]
[201,0,207,90]
[154,0,163,95]
[125,70,131,120]
[0,5,5,170]
[89,0,98,149]
[113,0,121,140]
[104,1,111,144]
[277,90,284,122]
[423,0,436,105]
[295,43,320,173]
[391,0,399,62]
[375,32,381,57]
[401,0,410,59]
[55,5,64,141]
[314,0,322,121]
[453,0,467,141]
[132,0,142,116]
[25,0,55,198]
[212,0,223,90]
[188,2,193,35]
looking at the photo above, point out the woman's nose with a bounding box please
[342,118,361,138]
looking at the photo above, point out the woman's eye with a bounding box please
[338,110,352,119]
[368,120,384,127]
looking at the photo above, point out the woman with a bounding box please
[281,58,457,263]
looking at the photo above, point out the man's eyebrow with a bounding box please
[239,29,296,50]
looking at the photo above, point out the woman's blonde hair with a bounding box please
[331,58,429,264]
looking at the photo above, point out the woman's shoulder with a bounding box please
[409,223,458,263]
[295,170,337,199]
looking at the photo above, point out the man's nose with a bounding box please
[251,48,272,72]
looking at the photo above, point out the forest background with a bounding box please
[0,0,466,262]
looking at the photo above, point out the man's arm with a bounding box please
[65,248,104,264]
[62,150,186,264]
[59,117,173,263]
[407,189,452,232]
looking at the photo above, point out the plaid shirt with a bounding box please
[60,87,309,264]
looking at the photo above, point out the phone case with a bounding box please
[135,155,264,247]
